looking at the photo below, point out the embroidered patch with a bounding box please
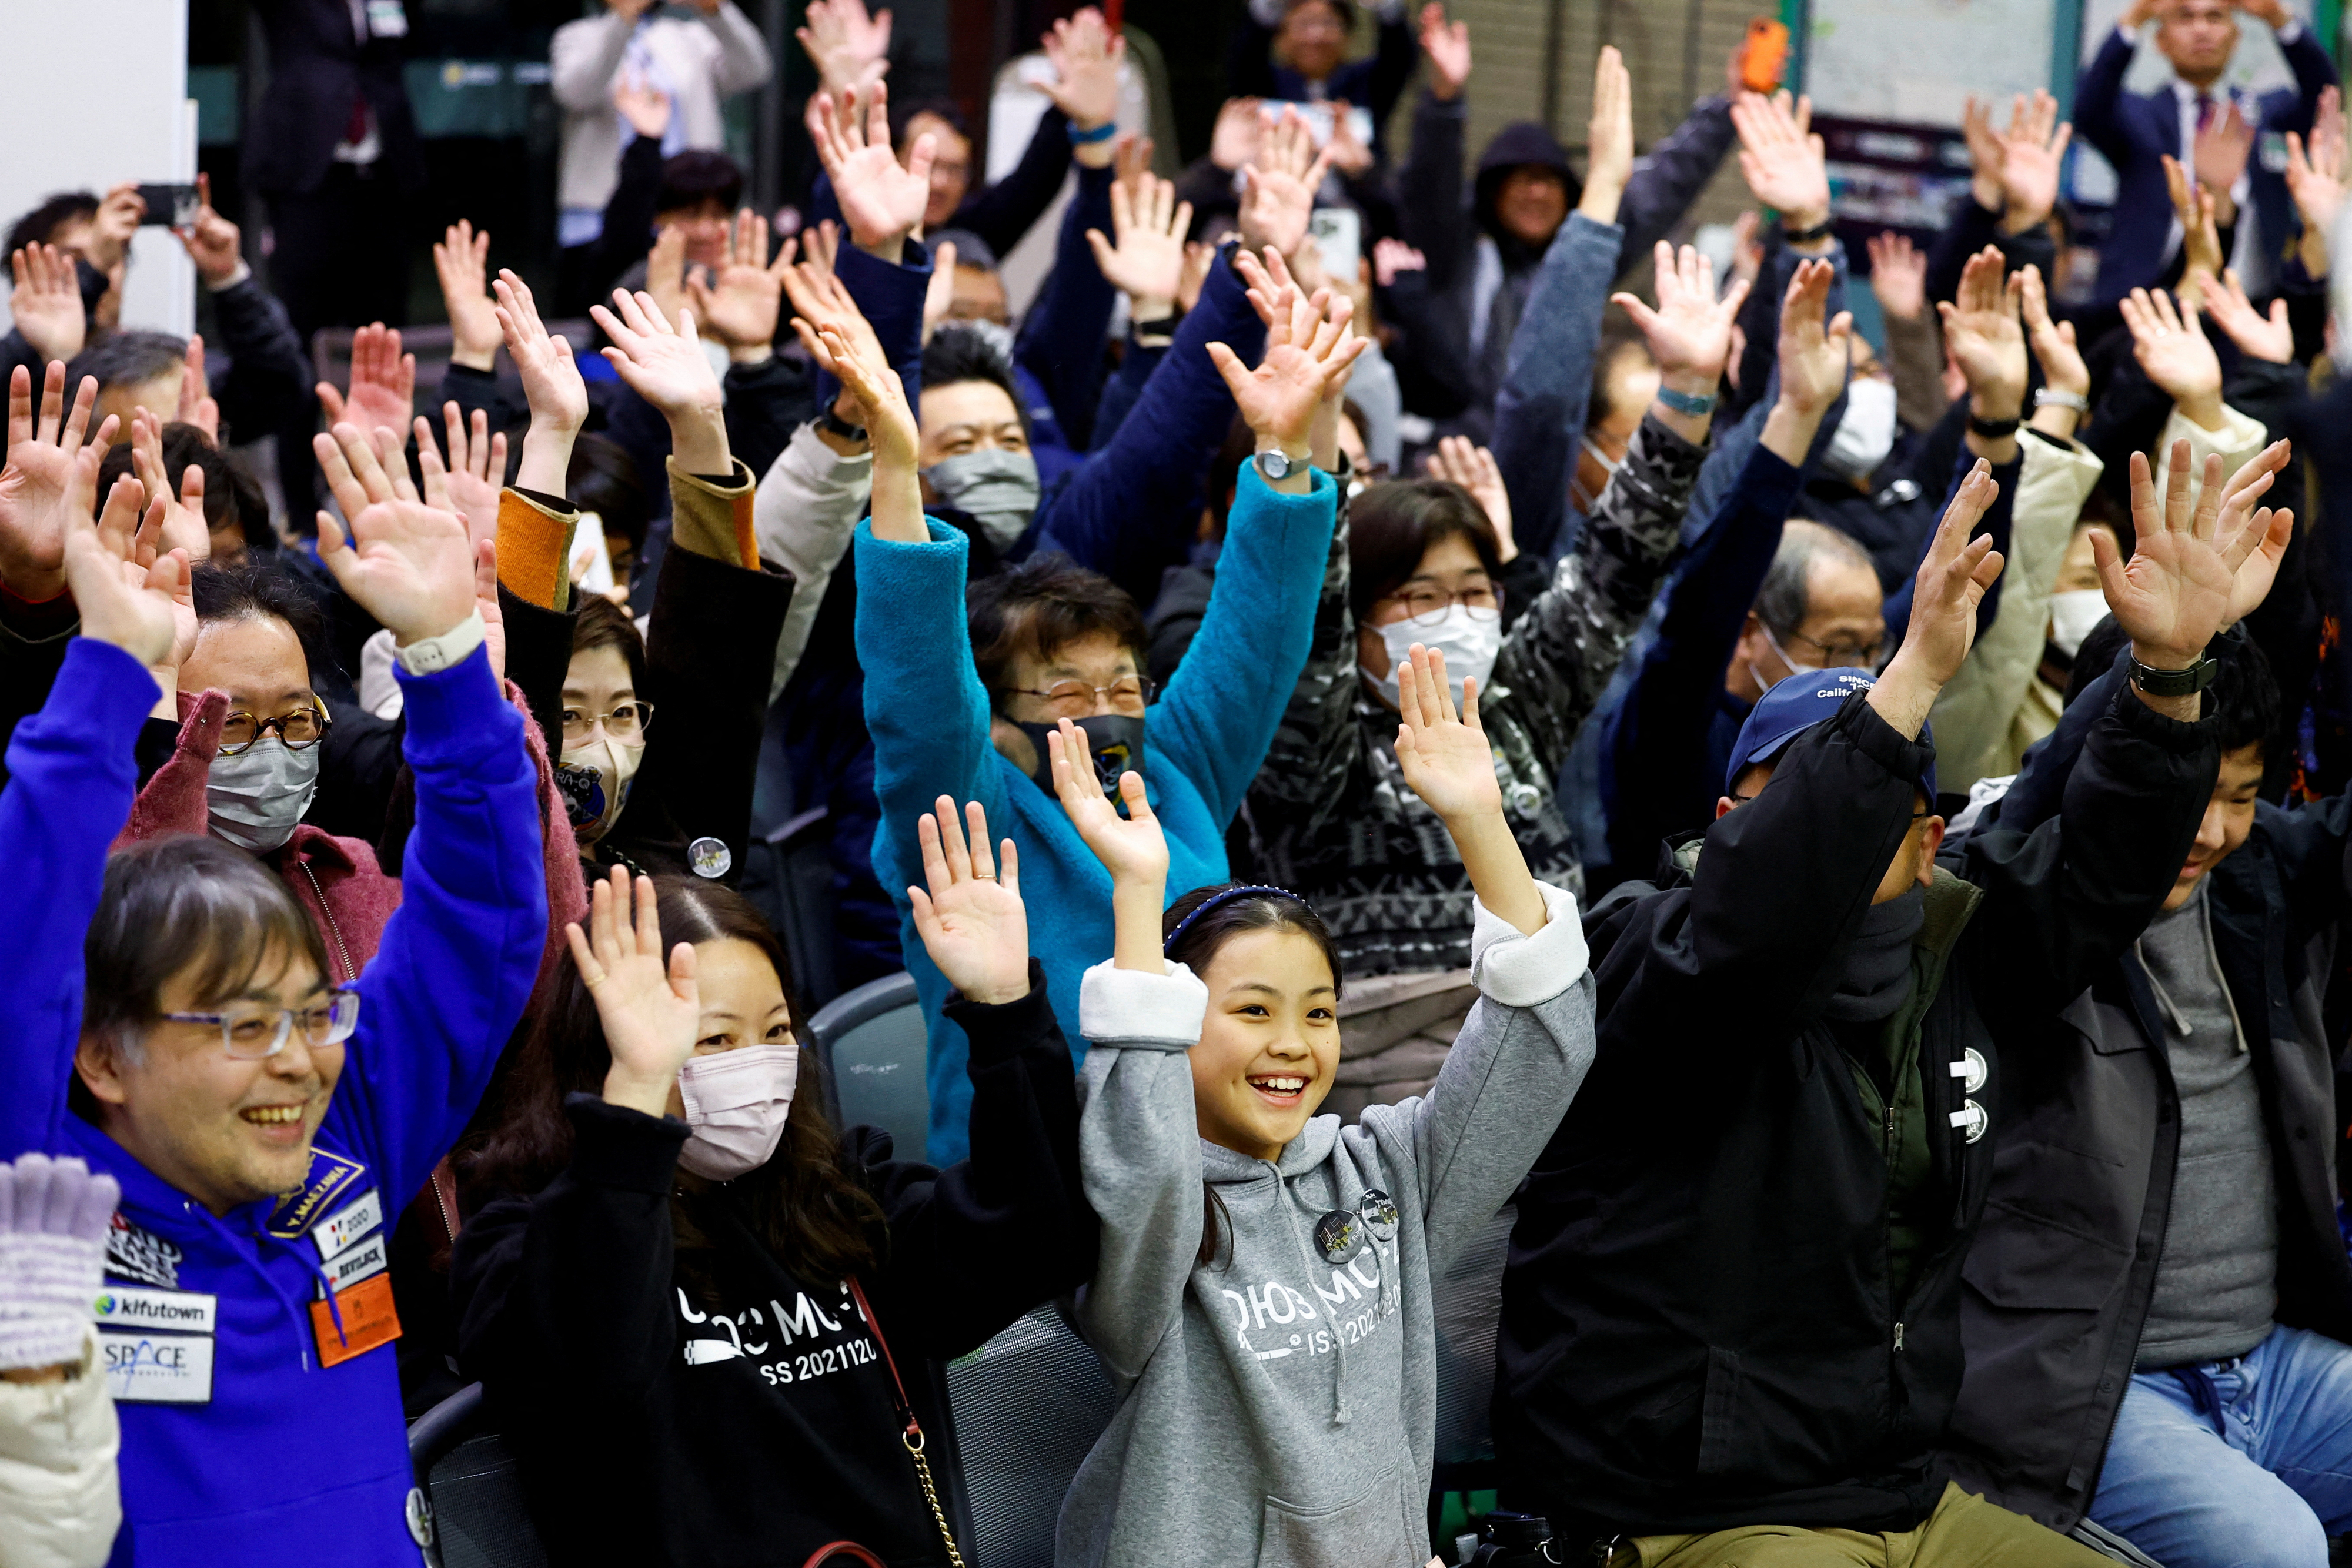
[319,1232,390,1294]
[267,1147,366,1240]
[102,1330,215,1403]
[311,1188,383,1261]
[92,1285,217,1335]
[105,1213,183,1290]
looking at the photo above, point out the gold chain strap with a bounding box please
[900,1427,968,1568]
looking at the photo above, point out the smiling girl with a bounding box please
[1048,644,1598,1567]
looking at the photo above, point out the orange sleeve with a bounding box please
[495,489,579,611]
[665,457,760,570]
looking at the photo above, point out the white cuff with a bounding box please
[2277,18,2303,41]
[1469,880,1590,1008]
[393,610,487,676]
[1078,959,1208,1051]
[204,261,253,293]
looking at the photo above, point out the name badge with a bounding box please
[92,1285,218,1335]
[102,1330,215,1404]
[268,1148,365,1241]
[312,1188,383,1261]
[365,0,409,38]
[310,1271,402,1369]
[319,1232,389,1294]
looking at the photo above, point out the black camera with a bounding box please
[1468,1512,1564,1566]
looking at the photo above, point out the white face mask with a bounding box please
[1823,376,1899,482]
[207,738,322,854]
[1748,621,1819,697]
[556,735,644,846]
[2047,587,2109,658]
[1365,602,1502,708]
[674,1044,800,1181]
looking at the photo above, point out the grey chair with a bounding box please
[805,970,928,1156]
[945,1300,1121,1568]
[406,1383,548,1568]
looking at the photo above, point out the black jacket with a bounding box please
[246,0,425,197]
[1940,653,2352,1529]
[1494,682,2219,1537]
[452,975,1095,1568]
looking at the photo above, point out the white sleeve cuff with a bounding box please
[1078,959,1208,1052]
[393,610,487,676]
[205,261,253,293]
[1469,881,1590,1008]
[2277,18,2304,41]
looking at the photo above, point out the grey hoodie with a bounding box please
[1057,882,1596,1568]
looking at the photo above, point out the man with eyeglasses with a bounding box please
[0,415,549,1565]
[1492,444,2284,1563]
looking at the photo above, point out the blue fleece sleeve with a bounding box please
[0,639,156,1159]
[337,643,547,1205]
[1014,162,1118,450]
[1031,243,1269,603]
[827,240,934,416]
[1492,213,1626,566]
[853,518,1008,913]
[1147,464,1338,826]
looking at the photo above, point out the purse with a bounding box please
[794,1277,968,1568]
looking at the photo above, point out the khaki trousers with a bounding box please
[1618,1483,2114,1568]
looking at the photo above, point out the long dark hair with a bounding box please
[1161,884,1345,1268]
[462,878,884,1290]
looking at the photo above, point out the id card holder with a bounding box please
[312,1270,402,1368]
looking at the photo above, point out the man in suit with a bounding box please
[2074,0,2336,303]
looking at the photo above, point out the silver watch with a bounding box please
[1255,449,1302,482]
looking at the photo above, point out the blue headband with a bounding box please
[1161,885,1312,957]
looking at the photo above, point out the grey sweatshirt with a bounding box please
[1056,882,1595,1568]
[2135,882,2280,1368]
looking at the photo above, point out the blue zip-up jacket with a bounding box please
[857,463,1337,1164]
[0,635,546,1567]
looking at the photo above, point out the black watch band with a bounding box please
[2130,652,2219,697]
[817,405,868,444]
[1781,216,1835,245]
[1132,312,1182,339]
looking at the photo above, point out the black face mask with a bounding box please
[1012,713,1147,796]
[1822,885,1925,1022]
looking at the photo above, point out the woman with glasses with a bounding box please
[0,412,550,1565]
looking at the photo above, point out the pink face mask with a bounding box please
[673,1044,800,1181]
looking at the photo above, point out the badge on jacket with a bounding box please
[267,1147,367,1240]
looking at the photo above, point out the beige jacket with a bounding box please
[0,1328,119,1568]
[550,4,772,213]
[2150,399,2270,504]
[753,420,873,700]
[1929,427,2105,796]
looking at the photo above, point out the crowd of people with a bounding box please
[7,0,2352,1563]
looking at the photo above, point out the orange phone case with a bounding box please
[1741,18,1790,95]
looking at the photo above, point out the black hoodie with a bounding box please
[451,973,1095,1567]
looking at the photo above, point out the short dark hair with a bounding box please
[570,591,648,692]
[656,150,743,216]
[65,330,186,395]
[2066,620,2281,758]
[97,425,273,554]
[1752,520,1876,639]
[921,323,1020,404]
[967,556,1147,707]
[190,559,329,683]
[889,96,969,148]
[81,836,330,1066]
[1347,478,1504,621]
[6,192,98,259]
[567,433,650,560]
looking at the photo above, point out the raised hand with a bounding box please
[171,173,244,289]
[2120,286,2224,428]
[590,289,730,474]
[0,1153,125,1380]
[2207,436,2297,624]
[2285,87,2345,270]
[1208,262,1369,456]
[571,867,701,1118]
[0,365,118,600]
[1048,720,1168,878]
[644,224,690,332]
[2201,266,2295,363]
[1866,232,1927,322]
[128,407,211,563]
[1210,96,1266,172]
[1772,258,1852,418]
[1238,108,1333,260]
[687,210,797,357]
[2017,263,2087,403]
[1040,7,1124,140]
[1392,641,1501,821]
[906,797,1031,1005]
[796,0,893,96]
[1997,90,2071,233]
[813,82,934,259]
[492,269,588,493]
[1612,240,1747,393]
[426,403,506,546]
[2193,99,2254,221]
[804,320,920,535]
[1424,436,1515,560]
[1582,46,1635,220]
[1324,100,1376,179]
[434,220,501,372]
[1734,90,1830,233]
[62,467,181,670]
[1085,172,1192,316]
[1879,461,2004,711]
[1936,245,2029,423]
[1419,2,1471,101]
[2098,439,2271,668]
[2161,154,2225,299]
[1960,96,2008,213]
[178,336,219,442]
[783,256,890,380]
[317,323,416,439]
[8,244,86,365]
[613,69,673,140]
[312,422,476,645]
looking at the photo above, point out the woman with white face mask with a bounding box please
[1242,241,1739,1114]
[452,800,1094,1568]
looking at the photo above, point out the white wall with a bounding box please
[0,0,195,339]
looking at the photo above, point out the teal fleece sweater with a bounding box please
[854,463,1338,1164]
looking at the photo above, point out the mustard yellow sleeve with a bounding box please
[665,456,759,570]
[495,487,580,611]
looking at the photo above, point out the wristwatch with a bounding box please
[1967,413,2021,439]
[818,404,868,444]
[2033,387,2091,413]
[1255,449,1304,482]
[2130,651,2218,697]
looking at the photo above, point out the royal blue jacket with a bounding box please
[0,635,547,1567]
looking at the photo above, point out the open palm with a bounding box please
[2098,443,2246,662]
[572,867,700,1096]
[1612,240,1745,383]
[815,83,933,250]
[590,289,724,422]
[0,364,115,596]
[1393,645,1502,822]
[314,424,476,643]
[1048,721,1170,888]
[1936,247,2027,408]
[319,323,415,437]
[907,798,1030,1004]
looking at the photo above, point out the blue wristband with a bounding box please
[1656,385,1718,416]
[1068,119,1118,145]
